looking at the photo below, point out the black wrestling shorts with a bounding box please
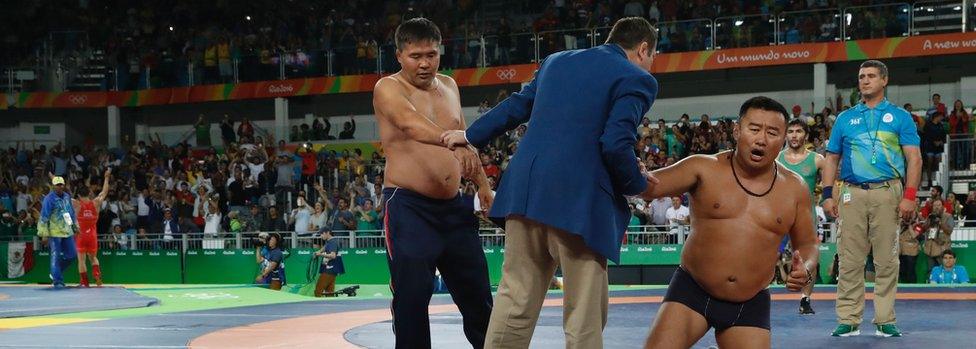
[663,266,771,331]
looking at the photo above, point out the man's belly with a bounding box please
[680,228,780,302]
[383,152,461,199]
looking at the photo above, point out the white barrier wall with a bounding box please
[0,122,65,148]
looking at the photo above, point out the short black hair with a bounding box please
[738,96,789,123]
[268,232,282,245]
[943,249,956,258]
[605,17,658,50]
[787,118,809,134]
[932,185,944,196]
[395,17,442,50]
[859,60,888,79]
[933,93,941,98]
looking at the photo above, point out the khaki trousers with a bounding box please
[835,180,901,325]
[485,217,608,349]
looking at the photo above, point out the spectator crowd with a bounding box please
[0,87,973,282]
[5,0,942,92]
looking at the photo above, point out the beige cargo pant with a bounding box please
[835,179,901,326]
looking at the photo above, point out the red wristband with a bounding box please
[903,187,917,201]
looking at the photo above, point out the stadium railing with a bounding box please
[3,222,872,252]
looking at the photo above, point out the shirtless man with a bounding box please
[777,118,825,314]
[73,168,112,287]
[371,17,494,349]
[642,96,820,348]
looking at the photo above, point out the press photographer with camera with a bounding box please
[921,199,953,274]
[313,229,345,297]
[898,221,921,283]
[254,232,286,290]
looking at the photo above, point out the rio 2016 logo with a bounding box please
[268,84,295,94]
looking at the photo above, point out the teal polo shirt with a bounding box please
[826,98,920,184]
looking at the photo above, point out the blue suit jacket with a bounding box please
[153,219,182,238]
[466,44,658,263]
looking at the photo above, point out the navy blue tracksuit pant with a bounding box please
[48,236,77,286]
[382,187,492,349]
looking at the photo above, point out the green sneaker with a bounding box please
[830,324,860,337]
[875,324,903,337]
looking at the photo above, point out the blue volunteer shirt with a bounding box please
[929,265,970,284]
[826,98,920,184]
[323,238,345,275]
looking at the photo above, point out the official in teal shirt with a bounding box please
[826,98,920,184]
[821,60,923,338]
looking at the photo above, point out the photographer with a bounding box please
[898,221,921,283]
[921,200,953,274]
[254,232,286,290]
[313,229,344,297]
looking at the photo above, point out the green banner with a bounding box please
[617,245,683,265]
[4,243,975,285]
[11,249,181,284]
[185,249,261,284]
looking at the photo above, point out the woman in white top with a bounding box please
[15,186,32,213]
[309,201,327,232]
[192,182,214,226]
[203,200,222,236]
[290,195,313,235]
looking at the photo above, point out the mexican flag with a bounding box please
[7,242,33,278]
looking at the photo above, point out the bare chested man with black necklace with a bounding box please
[641,96,820,349]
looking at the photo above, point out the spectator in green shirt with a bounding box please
[17,210,37,238]
[228,210,243,233]
[354,199,379,234]
[195,114,211,147]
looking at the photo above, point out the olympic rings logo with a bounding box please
[495,69,517,80]
[67,95,88,104]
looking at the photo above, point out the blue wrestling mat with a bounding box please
[0,286,159,318]
[347,285,976,349]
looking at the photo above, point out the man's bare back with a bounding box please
[374,73,465,199]
[674,151,810,302]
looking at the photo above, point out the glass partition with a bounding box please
[778,8,842,44]
[843,3,911,40]
[913,0,966,35]
[970,0,976,32]
[439,37,468,70]
[656,19,714,53]
[715,14,776,49]
[592,26,612,48]
[1,66,48,92]
[537,28,595,59]
[509,32,538,64]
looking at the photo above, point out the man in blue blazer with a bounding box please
[442,17,659,348]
